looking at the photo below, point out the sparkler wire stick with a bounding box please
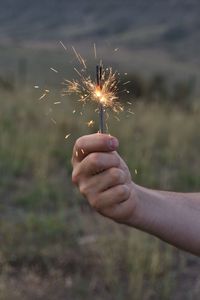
[96,65,104,133]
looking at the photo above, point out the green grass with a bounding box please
[0,83,200,299]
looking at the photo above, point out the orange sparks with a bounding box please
[63,66,123,114]
[39,89,50,100]
[87,120,95,127]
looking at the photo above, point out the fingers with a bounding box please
[72,133,119,164]
[89,184,131,211]
[72,152,120,182]
[79,167,127,195]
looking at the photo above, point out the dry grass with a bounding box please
[0,86,200,299]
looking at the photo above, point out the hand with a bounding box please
[71,133,138,224]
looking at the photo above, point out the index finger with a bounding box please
[72,133,119,164]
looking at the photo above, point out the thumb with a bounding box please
[72,133,119,163]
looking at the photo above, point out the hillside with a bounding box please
[0,0,200,87]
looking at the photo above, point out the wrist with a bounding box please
[124,182,142,227]
[124,183,164,231]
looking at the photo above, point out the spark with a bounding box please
[87,120,95,127]
[123,81,131,85]
[114,48,119,52]
[39,89,50,100]
[135,169,138,175]
[46,108,52,116]
[59,40,67,51]
[34,85,39,89]
[54,101,61,105]
[94,43,97,59]
[127,109,135,115]
[65,134,71,140]
[50,67,58,73]
[72,46,87,69]
[51,118,57,124]
[114,116,120,122]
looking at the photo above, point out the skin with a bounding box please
[72,133,200,256]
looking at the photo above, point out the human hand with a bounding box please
[71,134,138,223]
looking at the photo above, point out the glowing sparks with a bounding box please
[63,66,123,114]
[39,89,50,100]
[87,120,95,127]
[37,45,134,135]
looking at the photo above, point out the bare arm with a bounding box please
[71,134,200,256]
[129,184,200,256]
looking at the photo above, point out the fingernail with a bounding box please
[108,138,119,150]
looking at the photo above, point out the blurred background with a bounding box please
[0,0,200,299]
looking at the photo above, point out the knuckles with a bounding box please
[109,168,124,184]
[79,183,89,196]
[75,137,83,152]
[90,195,101,211]
[117,184,130,199]
[89,153,101,168]
[72,169,81,185]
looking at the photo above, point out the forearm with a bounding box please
[127,183,200,256]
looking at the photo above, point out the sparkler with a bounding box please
[96,64,104,133]
[62,48,124,133]
[37,44,133,135]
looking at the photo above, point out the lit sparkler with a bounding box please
[96,64,104,133]
[37,44,133,136]
[62,47,123,133]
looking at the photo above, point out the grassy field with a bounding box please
[0,78,200,300]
